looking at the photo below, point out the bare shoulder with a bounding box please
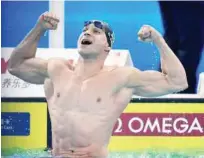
[48,58,74,71]
[104,66,136,95]
[105,66,136,86]
[48,57,69,66]
[109,66,136,79]
[47,58,73,78]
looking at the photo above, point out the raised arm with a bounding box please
[123,25,188,97]
[8,12,59,84]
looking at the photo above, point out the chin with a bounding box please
[78,47,90,55]
[78,46,98,57]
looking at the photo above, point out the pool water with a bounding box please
[2,148,204,158]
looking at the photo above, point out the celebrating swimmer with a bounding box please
[8,12,188,158]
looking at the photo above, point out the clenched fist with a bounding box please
[37,11,60,30]
[137,25,162,42]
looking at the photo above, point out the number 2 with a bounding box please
[115,118,123,133]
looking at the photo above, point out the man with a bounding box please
[8,12,188,158]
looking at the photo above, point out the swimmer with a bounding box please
[8,12,188,158]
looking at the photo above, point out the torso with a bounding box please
[44,59,133,157]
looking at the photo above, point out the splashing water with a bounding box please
[150,42,160,70]
[2,148,50,158]
[2,148,204,158]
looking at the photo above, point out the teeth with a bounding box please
[83,39,88,42]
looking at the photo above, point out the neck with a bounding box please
[75,54,106,80]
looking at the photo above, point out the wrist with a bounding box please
[34,23,47,35]
[152,33,165,46]
[152,30,163,42]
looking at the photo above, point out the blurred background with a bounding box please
[2,1,204,94]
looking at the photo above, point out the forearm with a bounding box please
[154,35,188,86]
[8,24,46,69]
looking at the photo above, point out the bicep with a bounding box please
[126,68,178,97]
[9,58,48,84]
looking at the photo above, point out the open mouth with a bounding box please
[81,39,92,45]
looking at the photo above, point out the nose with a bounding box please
[84,32,91,37]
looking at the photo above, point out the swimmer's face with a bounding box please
[77,23,111,58]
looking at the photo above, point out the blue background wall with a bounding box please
[2,1,204,89]
[2,1,49,48]
[65,1,164,71]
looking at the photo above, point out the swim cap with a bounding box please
[84,20,114,47]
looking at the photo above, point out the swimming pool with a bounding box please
[2,148,204,158]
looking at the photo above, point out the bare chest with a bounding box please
[46,61,132,119]
[46,62,133,145]
[52,74,118,113]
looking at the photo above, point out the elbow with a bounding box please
[8,60,14,73]
[178,83,188,92]
[172,80,188,93]
[8,68,17,76]
[180,77,189,91]
[180,73,189,90]
[183,80,189,90]
[168,75,188,93]
[8,64,14,75]
[8,60,20,76]
[8,62,19,76]
[8,61,15,75]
